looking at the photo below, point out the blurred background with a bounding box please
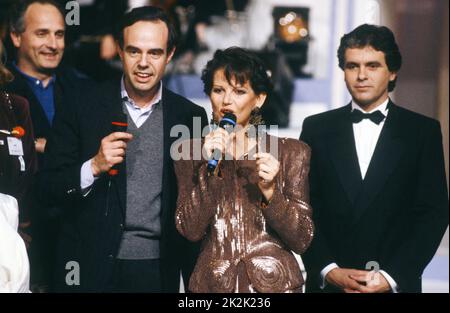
[1,0,448,292]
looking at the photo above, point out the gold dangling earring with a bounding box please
[249,107,264,127]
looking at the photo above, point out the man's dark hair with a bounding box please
[337,24,402,92]
[201,47,273,96]
[117,6,177,53]
[9,0,65,34]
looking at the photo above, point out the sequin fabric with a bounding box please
[174,134,314,293]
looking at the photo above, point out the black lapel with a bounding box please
[54,82,63,112]
[161,88,184,221]
[53,70,64,113]
[328,104,363,205]
[352,101,405,223]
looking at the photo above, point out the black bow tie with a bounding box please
[350,109,386,125]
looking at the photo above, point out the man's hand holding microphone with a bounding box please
[91,122,132,177]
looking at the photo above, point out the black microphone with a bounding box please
[108,120,128,176]
[207,113,237,173]
[105,117,127,216]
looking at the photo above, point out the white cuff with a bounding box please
[80,159,97,197]
[320,263,339,289]
[379,270,399,293]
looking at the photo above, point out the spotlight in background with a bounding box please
[272,7,311,77]
[278,11,309,43]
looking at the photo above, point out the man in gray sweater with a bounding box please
[41,6,208,292]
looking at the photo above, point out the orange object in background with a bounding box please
[11,126,25,138]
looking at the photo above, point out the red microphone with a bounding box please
[108,121,128,176]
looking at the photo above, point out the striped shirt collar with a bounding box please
[120,77,162,110]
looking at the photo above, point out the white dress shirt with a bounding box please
[80,79,162,192]
[320,98,399,292]
[352,99,389,179]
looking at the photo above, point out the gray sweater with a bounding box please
[117,101,164,260]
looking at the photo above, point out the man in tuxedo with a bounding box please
[300,24,448,293]
[40,6,208,292]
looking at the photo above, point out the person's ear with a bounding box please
[10,32,21,48]
[255,93,267,109]
[389,71,397,82]
[117,42,124,61]
[166,47,176,64]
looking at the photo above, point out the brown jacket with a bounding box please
[175,135,314,293]
[0,91,37,221]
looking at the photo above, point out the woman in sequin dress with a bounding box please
[174,47,314,293]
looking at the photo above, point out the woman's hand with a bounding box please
[254,152,280,202]
[203,128,232,161]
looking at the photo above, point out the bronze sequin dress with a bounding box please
[175,134,314,293]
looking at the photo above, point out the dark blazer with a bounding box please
[4,65,89,167]
[4,65,90,290]
[40,80,209,292]
[300,101,448,293]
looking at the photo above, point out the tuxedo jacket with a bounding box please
[40,80,209,292]
[300,101,448,293]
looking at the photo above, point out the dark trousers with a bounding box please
[109,259,162,293]
[29,216,59,293]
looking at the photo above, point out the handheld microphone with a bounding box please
[105,119,127,216]
[108,120,128,176]
[207,113,236,173]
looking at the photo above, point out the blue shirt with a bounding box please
[13,63,56,125]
